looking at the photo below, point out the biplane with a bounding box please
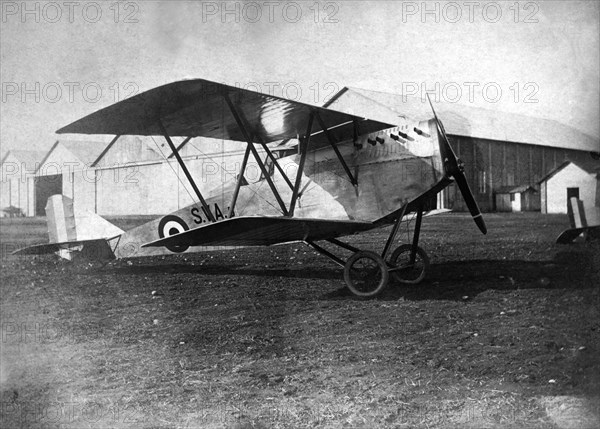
[15,79,487,297]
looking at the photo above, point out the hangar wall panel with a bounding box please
[95,162,179,216]
[490,141,504,187]
[504,143,517,187]
[72,169,97,213]
[87,151,251,216]
[531,146,544,183]
[516,144,529,185]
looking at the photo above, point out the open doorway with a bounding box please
[35,174,62,216]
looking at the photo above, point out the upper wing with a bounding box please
[142,216,374,248]
[57,79,394,148]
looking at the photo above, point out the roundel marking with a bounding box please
[158,215,190,253]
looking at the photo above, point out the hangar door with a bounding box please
[35,174,62,216]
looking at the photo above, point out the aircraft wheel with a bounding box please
[389,244,430,284]
[343,250,389,298]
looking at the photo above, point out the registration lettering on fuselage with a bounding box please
[190,203,234,224]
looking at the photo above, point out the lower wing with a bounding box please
[142,216,374,248]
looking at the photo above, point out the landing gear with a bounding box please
[343,251,389,298]
[388,244,429,284]
[306,203,430,299]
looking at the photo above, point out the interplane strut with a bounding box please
[228,144,251,219]
[223,93,289,216]
[289,111,314,216]
[314,111,358,186]
[167,136,192,159]
[157,119,216,223]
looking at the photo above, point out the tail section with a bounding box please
[13,195,124,260]
[46,195,123,243]
[557,197,600,243]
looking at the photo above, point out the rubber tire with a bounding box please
[389,244,430,285]
[343,250,389,298]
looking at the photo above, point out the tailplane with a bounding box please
[13,195,124,260]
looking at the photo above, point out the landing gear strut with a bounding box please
[306,204,430,298]
[387,204,430,285]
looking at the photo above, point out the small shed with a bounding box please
[539,160,600,214]
[495,185,540,212]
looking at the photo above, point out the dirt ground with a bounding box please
[1,213,599,428]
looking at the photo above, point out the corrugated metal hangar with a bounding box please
[1,87,598,217]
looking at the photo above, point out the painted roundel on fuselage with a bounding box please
[158,215,190,253]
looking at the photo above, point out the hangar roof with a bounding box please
[326,87,599,152]
[59,140,108,165]
[0,150,46,172]
[36,138,164,172]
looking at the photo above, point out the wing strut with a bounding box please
[228,143,251,218]
[314,111,358,186]
[223,93,289,215]
[257,139,294,191]
[167,136,192,159]
[289,111,314,216]
[157,119,216,223]
[91,135,120,167]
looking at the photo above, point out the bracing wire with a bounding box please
[150,135,199,207]
[185,138,280,214]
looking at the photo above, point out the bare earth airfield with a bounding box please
[1,212,599,428]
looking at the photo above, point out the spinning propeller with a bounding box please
[427,95,487,235]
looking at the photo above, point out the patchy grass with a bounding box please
[1,213,599,428]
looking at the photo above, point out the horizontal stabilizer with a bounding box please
[556,225,600,244]
[13,239,115,260]
[142,216,373,248]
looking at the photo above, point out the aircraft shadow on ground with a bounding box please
[105,262,342,281]
[326,251,596,301]
[102,249,595,302]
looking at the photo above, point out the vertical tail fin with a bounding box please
[45,195,124,260]
[567,197,587,229]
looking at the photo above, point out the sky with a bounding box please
[1,0,599,154]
